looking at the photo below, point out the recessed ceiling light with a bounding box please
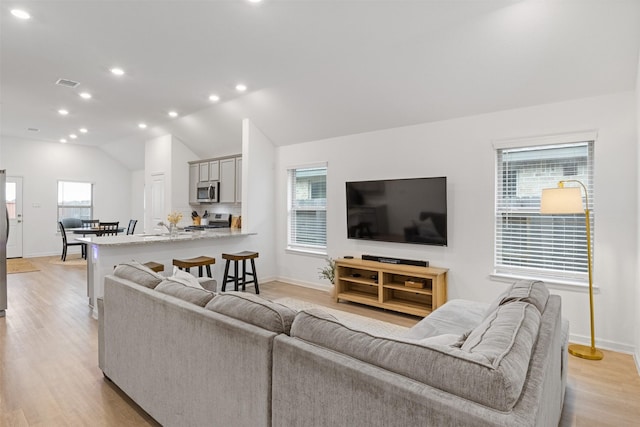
[79,128,88,133]
[60,138,67,143]
[69,134,78,139]
[235,84,247,92]
[58,109,69,116]
[248,0,263,3]
[168,111,178,118]
[110,67,125,76]
[79,92,92,99]
[138,123,147,129]
[209,94,220,102]
[11,9,31,20]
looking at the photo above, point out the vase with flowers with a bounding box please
[167,211,183,237]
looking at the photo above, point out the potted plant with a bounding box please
[318,257,336,298]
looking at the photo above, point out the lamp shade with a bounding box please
[540,187,584,214]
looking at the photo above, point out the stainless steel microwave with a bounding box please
[197,181,219,203]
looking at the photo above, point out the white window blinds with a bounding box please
[287,166,327,252]
[495,141,594,282]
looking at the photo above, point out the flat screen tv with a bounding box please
[346,177,447,246]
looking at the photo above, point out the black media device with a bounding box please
[362,254,428,267]
[346,176,447,246]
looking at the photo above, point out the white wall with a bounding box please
[130,170,145,232]
[635,51,640,371]
[242,119,277,282]
[276,91,638,352]
[0,136,132,257]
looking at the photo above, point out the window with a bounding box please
[287,165,327,252]
[495,138,594,284]
[58,181,93,222]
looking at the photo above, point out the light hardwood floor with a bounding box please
[1,256,639,426]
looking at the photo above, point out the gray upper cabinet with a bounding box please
[189,155,240,205]
[219,158,236,204]
[189,163,199,204]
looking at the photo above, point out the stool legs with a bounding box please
[221,257,259,294]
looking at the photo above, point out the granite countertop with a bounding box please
[76,228,253,246]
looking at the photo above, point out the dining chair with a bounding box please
[58,221,85,261]
[82,219,99,229]
[99,221,120,236]
[126,219,138,235]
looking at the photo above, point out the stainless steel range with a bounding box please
[184,213,232,231]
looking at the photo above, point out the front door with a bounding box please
[6,176,23,258]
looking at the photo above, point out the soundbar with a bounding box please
[362,254,428,267]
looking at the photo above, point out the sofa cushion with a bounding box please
[291,303,540,412]
[155,279,215,307]
[487,280,549,316]
[113,261,165,289]
[205,292,297,335]
[402,299,488,339]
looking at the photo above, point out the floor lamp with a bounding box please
[540,180,603,360]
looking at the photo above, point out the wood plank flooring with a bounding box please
[1,256,639,426]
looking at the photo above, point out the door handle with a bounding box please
[17,220,22,223]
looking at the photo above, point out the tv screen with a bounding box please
[346,177,447,246]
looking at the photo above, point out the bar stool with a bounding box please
[172,256,216,278]
[143,261,164,273]
[221,251,259,294]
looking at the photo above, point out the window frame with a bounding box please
[57,180,94,224]
[286,163,328,255]
[492,131,596,288]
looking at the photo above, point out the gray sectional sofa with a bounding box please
[98,262,568,427]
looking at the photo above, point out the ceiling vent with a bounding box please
[27,127,39,132]
[55,78,80,88]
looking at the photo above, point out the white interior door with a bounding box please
[6,176,23,258]
[151,173,165,231]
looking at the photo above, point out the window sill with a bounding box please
[490,272,599,293]
[286,247,327,258]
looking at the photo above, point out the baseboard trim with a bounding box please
[634,352,640,376]
[569,332,636,355]
[274,276,331,293]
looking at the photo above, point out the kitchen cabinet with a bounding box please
[235,157,242,203]
[189,155,241,205]
[219,158,236,203]
[199,160,219,183]
[189,163,198,204]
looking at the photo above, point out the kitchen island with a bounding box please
[77,229,255,318]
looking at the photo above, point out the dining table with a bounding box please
[68,227,126,235]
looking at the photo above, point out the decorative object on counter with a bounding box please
[318,257,336,298]
[192,210,201,225]
[231,215,242,229]
[202,210,209,225]
[167,211,183,237]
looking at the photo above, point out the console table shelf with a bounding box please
[335,258,448,317]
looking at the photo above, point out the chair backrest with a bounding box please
[82,219,100,229]
[126,219,138,235]
[61,218,82,228]
[58,221,69,244]
[99,221,119,236]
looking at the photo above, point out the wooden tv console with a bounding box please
[334,258,448,317]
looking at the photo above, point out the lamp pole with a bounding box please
[559,180,603,360]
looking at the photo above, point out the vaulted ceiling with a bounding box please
[2,1,639,170]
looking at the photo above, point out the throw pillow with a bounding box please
[169,266,204,289]
[113,260,164,289]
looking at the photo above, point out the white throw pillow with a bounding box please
[170,266,204,289]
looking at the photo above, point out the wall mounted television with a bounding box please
[346,176,447,246]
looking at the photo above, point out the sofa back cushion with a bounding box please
[155,279,215,307]
[485,279,549,317]
[205,292,297,335]
[113,261,165,289]
[291,303,540,412]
